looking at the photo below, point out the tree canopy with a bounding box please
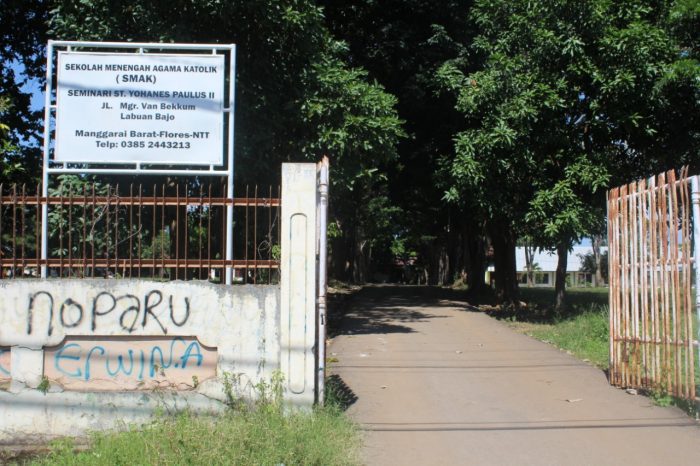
[49,0,405,281]
[2,0,699,308]
[437,0,700,306]
[0,0,46,184]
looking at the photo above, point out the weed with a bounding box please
[647,387,673,407]
[45,437,76,459]
[28,377,360,466]
[254,370,284,409]
[221,372,244,410]
[37,376,50,394]
[152,405,165,419]
[643,376,698,416]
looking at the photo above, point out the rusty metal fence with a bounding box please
[607,167,697,400]
[0,181,280,283]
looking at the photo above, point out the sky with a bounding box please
[10,60,44,112]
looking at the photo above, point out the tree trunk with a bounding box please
[439,247,449,285]
[427,244,438,286]
[592,234,603,287]
[426,242,449,286]
[524,242,535,287]
[490,225,518,304]
[555,241,568,313]
[445,210,458,285]
[465,230,488,294]
[352,234,368,284]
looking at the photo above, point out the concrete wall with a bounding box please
[0,279,281,442]
[0,162,322,442]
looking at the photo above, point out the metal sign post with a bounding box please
[42,40,237,284]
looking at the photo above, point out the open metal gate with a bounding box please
[607,167,698,401]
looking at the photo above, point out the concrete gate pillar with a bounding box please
[280,163,318,407]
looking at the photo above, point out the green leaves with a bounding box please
[433,1,592,253]
[441,0,698,262]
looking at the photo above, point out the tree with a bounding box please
[439,0,699,309]
[519,237,538,287]
[591,234,605,287]
[579,248,608,285]
[298,50,405,281]
[0,0,47,184]
[0,97,22,180]
[321,0,477,285]
[49,0,404,283]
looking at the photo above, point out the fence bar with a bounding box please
[58,185,63,277]
[91,184,96,278]
[268,185,273,285]
[207,184,212,279]
[692,176,700,402]
[650,178,657,388]
[0,194,280,207]
[254,185,258,285]
[0,183,280,283]
[681,168,693,398]
[244,184,249,282]
[176,184,180,281]
[160,185,166,278]
[221,181,227,282]
[82,185,87,277]
[36,185,41,278]
[114,184,120,279]
[0,185,3,276]
[128,184,134,279]
[68,187,72,278]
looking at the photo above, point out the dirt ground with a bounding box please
[328,286,700,466]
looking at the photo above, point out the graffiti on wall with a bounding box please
[25,289,191,337]
[0,280,280,395]
[44,337,217,391]
[0,348,10,381]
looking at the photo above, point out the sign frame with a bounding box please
[42,40,237,284]
[54,51,225,166]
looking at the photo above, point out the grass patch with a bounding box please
[509,308,609,369]
[491,287,610,369]
[21,392,359,465]
[501,287,700,413]
[517,287,609,319]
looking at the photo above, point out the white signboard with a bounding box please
[55,52,224,165]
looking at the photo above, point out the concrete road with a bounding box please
[328,286,700,466]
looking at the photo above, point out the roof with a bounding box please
[514,246,607,273]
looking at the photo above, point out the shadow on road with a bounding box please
[328,285,470,338]
[325,374,358,410]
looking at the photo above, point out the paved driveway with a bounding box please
[329,286,700,466]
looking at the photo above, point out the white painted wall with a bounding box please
[0,280,280,440]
